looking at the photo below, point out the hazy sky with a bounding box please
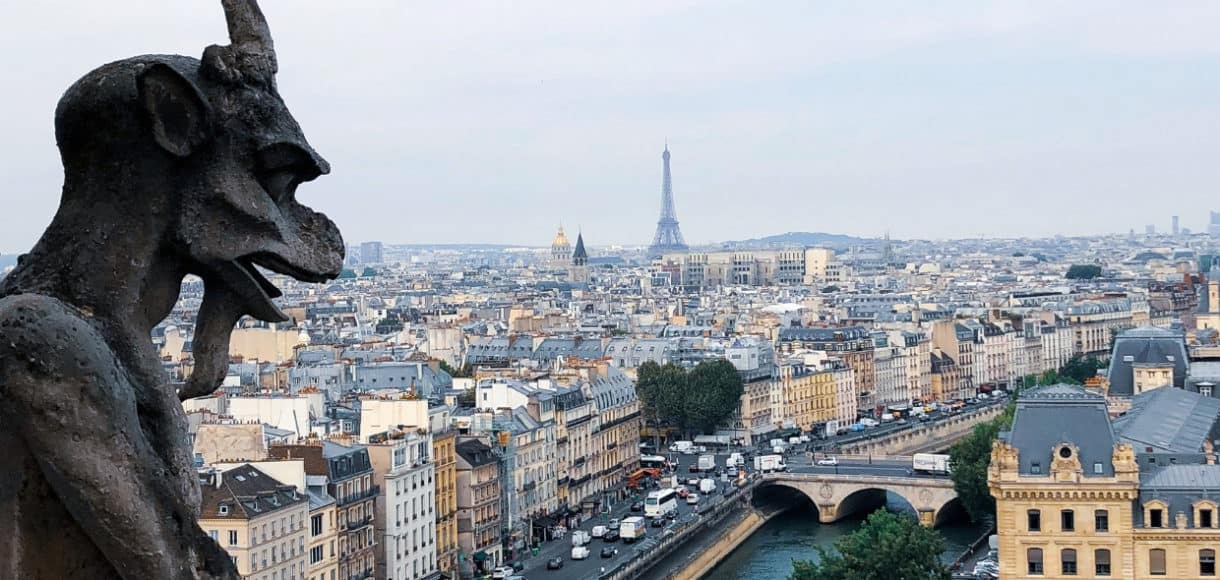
[3,1,1220,252]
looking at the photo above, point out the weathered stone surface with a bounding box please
[0,1,343,578]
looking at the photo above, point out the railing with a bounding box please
[345,516,373,531]
[338,485,381,506]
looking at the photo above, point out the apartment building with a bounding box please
[270,441,377,580]
[198,464,309,580]
[430,412,459,578]
[455,439,503,578]
[367,428,439,580]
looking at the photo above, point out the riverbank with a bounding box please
[671,509,772,580]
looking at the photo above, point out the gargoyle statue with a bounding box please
[0,1,344,578]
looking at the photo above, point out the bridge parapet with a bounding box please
[758,472,959,527]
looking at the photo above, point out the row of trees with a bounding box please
[635,359,745,437]
[790,510,952,579]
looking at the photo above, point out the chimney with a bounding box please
[213,468,223,489]
[1207,440,1216,465]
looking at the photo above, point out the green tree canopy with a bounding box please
[789,510,952,580]
[1059,354,1105,384]
[684,359,745,434]
[439,360,473,378]
[948,402,1016,523]
[1065,264,1102,279]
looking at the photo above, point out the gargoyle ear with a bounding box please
[136,63,211,157]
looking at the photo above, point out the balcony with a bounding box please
[345,516,373,531]
[522,481,536,492]
[338,485,380,507]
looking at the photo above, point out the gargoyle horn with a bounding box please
[202,0,277,85]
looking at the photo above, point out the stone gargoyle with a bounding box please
[0,1,344,578]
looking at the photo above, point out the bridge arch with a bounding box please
[756,473,959,528]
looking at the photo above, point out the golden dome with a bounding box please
[552,225,571,249]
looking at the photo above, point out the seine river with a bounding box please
[704,493,989,580]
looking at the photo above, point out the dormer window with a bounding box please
[218,504,230,516]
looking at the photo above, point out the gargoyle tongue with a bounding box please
[179,260,286,400]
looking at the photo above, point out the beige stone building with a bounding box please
[455,439,503,577]
[306,493,339,580]
[431,413,460,578]
[198,464,310,580]
[991,384,1220,579]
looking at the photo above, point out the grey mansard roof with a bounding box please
[1007,384,1116,477]
[1105,326,1188,397]
[1113,387,1220,453]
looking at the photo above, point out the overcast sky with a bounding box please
[3,1,1220,252]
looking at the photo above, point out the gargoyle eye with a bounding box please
[255,143,318,203]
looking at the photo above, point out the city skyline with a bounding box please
[5,1,1220,251]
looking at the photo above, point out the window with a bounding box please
[1028,509,1042,532]
[1031,462,1042,474]
[1150,548,1167,575]
[1061,510,1075,532]
[1093,462,1104,474]
[1205,509,1216,528]
[310,545,324,564]
[1150,508,1164,528]
[229,530,238,546]
[1061,549,1077,575]
[1095,549,1111,576]
[1028,548,1044,575]
[312,514,323,536]
[209,530,219,542]
[1095,509,1109,532]
[1205,549,1217,576]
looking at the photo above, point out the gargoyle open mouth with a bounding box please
[216,252,332,323]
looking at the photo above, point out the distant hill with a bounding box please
[717,231,877,250]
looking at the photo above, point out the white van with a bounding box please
[571,546,590,560]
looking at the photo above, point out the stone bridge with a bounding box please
[837,404,1004,456]
[756,472,961,527]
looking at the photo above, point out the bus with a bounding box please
[640,455,669,470]
[644,489,678,518]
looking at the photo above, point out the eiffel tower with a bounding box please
[648,144,689,257]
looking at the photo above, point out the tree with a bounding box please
[949,403,1016,523]
[636,361,690,436]
[439,360,473,378]
[1059,354,1105,384]
[1065,264,1102,279]
[789,510,952,580]
[456,387,476,408]
[684,359,744,435]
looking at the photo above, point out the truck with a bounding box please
[571,545,590,560]
[697,454,716,472]
[669,441,696,454]
[769,438,786,449]
[913,453,952,475]
[620,517,646,543]
[753,454,787,473]
[727,452,744,468]
[570,530,590,546]
[824,420,841,437]
[788,436,802,446]
[880,413,895,423]
[859,418,879,428]
[699,478,717,494]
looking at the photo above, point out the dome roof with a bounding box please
[551,225,571,249]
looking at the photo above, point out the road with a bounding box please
[518,479,737,579]
[517,399,997,578]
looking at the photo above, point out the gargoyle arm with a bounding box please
[0,294,238,580]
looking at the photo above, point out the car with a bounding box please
[601,546,617,558]
[507,576,526,580]
[675,487,690,498]
[686,477,699,485]
[630,501,644,512]
[816,457,838,466]
[665,509,678,520]
[510,561,524,572]
[608,518,620,529]
[897,418,908,425]
[546,557,564,570]
[492,564,517,578]
[603,529,620,542]
[919,415,932,422]
[651,517,666,528]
